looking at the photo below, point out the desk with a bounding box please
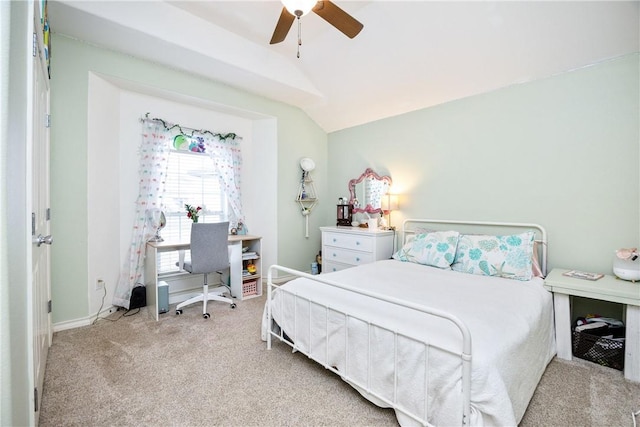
[544,268,640,382]
[145,234,262,321]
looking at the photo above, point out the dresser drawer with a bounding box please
[324,247,374,266]
[322,260,350,273]
[320,226,395,273]
[323,232,374,253]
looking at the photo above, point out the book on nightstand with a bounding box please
[562,270,604,281]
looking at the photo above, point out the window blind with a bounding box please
[158,149,227,274]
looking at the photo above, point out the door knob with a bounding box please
[35,234,53,247]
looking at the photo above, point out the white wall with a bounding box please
[87,74,121,319]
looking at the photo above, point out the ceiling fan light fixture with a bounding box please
[281,0,316,17]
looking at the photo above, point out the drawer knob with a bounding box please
[356,257,360,262]
[333,238,337,242]
[332,253,337,257]
[356,241,360,245]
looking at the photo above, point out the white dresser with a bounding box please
[320,226,395,273]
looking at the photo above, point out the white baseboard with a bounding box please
[53,277,276,332]
[52,305,118,332]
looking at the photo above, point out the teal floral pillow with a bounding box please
[451,231,535,281]
[393,230,460,269]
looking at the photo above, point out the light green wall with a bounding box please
[50,33,639,324]
[50,35,327,324]
[328,54,640,274]
[4,2,31,425]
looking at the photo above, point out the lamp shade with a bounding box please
[381,194,399,212]
[282,0,317,16]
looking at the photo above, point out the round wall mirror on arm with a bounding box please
[348,168,392,214]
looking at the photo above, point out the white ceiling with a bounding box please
[47,1,639,132]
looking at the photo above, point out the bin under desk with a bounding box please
[145,234,262,321]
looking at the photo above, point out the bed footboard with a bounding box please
[265,265,472,427]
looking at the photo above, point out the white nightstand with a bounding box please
[320,226,395,273]
[544,268,640,382]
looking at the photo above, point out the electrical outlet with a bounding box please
[96,279,105,291]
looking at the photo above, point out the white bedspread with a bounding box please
[263,259,556,426]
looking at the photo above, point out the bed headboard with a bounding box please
[401,219,548,276]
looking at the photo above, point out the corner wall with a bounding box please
[50,34,327,325]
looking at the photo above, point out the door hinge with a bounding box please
[34,387,38,411]
[31,213,36,236]
[46,208,51,221]
[32,33,36,57]
[45,114,51,128]
[48,300,52,313]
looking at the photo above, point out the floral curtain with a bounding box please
[113,121,170,309]
[202,134,244,227]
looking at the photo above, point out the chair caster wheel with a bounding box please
[230,303,237,309]
[176,309,183,315]
[203,313,210,319]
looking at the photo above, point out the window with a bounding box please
[158,149,228,274]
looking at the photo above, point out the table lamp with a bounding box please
[381,193,399,230]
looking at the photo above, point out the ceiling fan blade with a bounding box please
[270,7,296,44]
[313,1,363,39]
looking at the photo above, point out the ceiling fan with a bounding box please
[270,0,364,47]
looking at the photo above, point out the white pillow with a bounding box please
[451,231,535,281]
[393,230,460,269]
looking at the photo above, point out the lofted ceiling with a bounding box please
[47,1,639,133]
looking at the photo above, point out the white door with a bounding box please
[31,4,52,423]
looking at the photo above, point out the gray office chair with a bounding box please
[175,222,236,318]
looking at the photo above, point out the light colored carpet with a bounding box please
[40,293,640,426]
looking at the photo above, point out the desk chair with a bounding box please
[175,222,236,319]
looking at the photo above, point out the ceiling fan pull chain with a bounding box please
[297,17,302,58]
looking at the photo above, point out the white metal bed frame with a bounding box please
[265,219,548,427]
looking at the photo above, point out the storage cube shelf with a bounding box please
[239,237,262,300]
